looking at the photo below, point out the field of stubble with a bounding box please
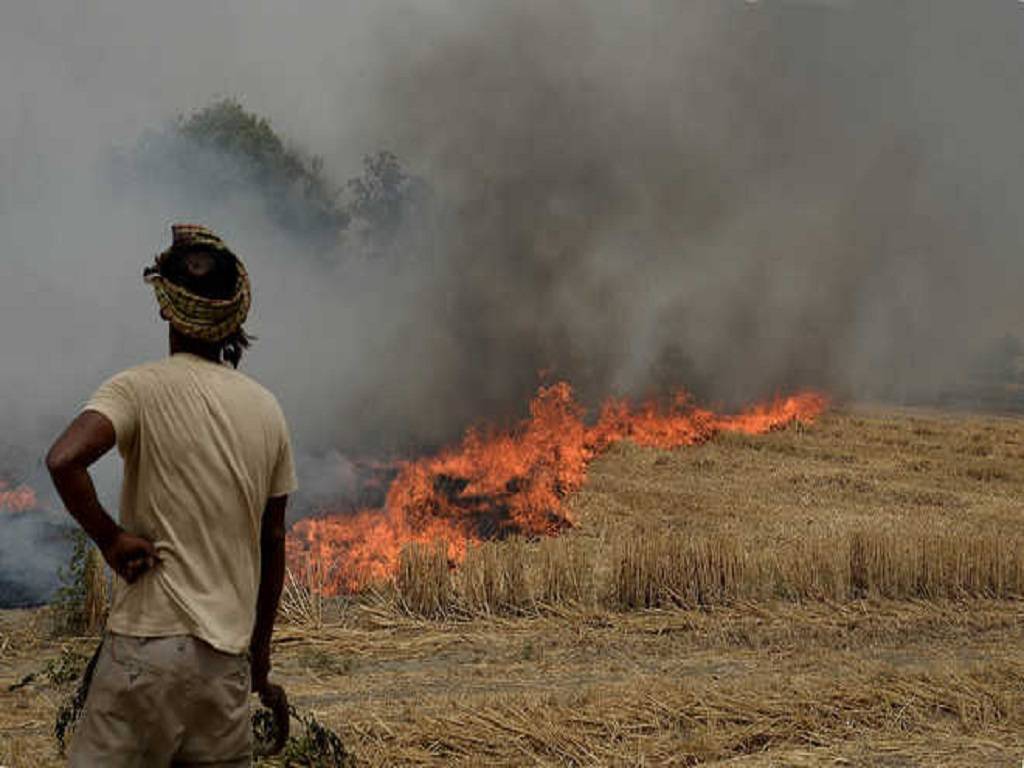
[2,406,1023,766]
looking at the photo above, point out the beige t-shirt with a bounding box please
[85,353,298,654]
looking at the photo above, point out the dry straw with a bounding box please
[396,536,597,618]
[611,527,1024,610]
[461,537,532,614]
[280,560,326,629]
[355,660,1024,765]
[396,541,453,619]
[392,527,1024,618]
[534,536,594,608]
[81,547,108,635]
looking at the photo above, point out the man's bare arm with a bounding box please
[250,494,290,751]
[250,494,287,692]
[46,411,157,582]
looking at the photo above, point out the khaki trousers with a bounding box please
[69,633,252,767]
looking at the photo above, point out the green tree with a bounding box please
[346,150,426,247]
[132,99,349,245]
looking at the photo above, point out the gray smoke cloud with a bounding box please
[2,1,1023,599]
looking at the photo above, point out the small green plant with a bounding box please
[253,705,355,767]
[52,530,108,636]
[45,647,90,686]
[300,647,355,677]
[8,646,89,694]
[54,645,102,754]
[520,640,536,661]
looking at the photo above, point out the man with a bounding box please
[46,224,297,767]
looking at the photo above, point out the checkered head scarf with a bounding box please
[143,224,252,342]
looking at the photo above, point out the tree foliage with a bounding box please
[347,150,416,238]
[176,99,350,241]
[129,99,426,255]
[131,99,348,246]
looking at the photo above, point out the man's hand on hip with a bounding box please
[102,530,160,583]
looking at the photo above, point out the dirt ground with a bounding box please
[2,406,1023,766]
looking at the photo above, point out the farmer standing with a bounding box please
[46,224,297,766]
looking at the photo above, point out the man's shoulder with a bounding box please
[219,367,288,421]
[104,357,288,423]
[238,372,284,407]
[100,358,177,387]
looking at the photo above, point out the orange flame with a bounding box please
[0,481,38,514]
[288,384,827,594]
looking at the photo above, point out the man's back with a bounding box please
[87,352,297,654]
[50,224,295,765]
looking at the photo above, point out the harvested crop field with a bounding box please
[3,406,1024,766]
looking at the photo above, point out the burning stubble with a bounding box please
[288,384,827,593]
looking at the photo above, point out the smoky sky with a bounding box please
[2,0,1023,540]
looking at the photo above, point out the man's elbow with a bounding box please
[45,444,75,477]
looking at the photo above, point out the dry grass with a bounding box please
[81,548,107,635]
[533,536,595,608]
[393,526,1024,618]
[280,564,326,630]
[342,659,1024,766]
[257,598,1024,766]
[612,527,1024,610]
[395,535,597,619]
[5,406,1024,766]
[396,541,453,619]
[459,537,532,615]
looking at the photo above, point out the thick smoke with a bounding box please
[2,1,1023,599]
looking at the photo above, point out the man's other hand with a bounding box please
[256,680,290,754]
[103,530,159,583]
[251,640,291,751]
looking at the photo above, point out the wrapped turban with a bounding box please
[143,224,252,342]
